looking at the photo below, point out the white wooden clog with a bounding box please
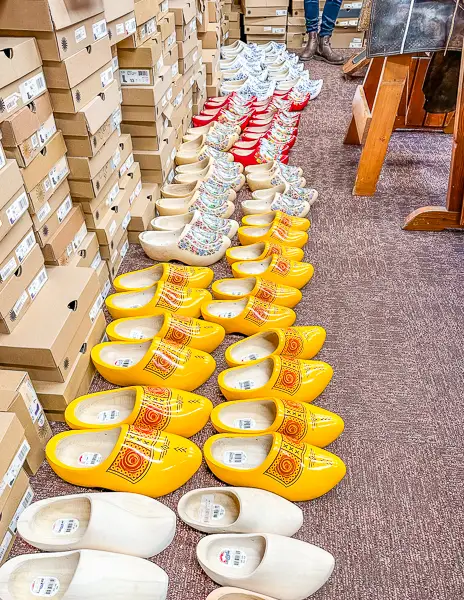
[0,550,168,600]
[197,533,334,600]
[17,492,176,557]
[178,487,302,536]
[206,588,279,600]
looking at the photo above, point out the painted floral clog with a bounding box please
[226,242,304,265]
[232,255,314,289]
[237,223,308,248]
[241,211,310,232]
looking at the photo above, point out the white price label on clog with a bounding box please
[219,548,247,568]
[78,452,102,466]
[98,410,120,423]
[31,577,60,597]
[234,418,256,430]
[224,450,247,465]
[53,518,80,535]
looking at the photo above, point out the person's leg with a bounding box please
[315,0,344,65]
[301,0,319,61]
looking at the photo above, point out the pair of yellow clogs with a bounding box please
[237,211,310,249]
[46,386,213,497]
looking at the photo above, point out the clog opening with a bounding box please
[228,243,266,260]
[114,316,164,341]
[202,533,266,577]
[117,266,163,289]
[216,278,257,296]
[26,497,91,546]
[151,214,192,230]
[181,490,241,527]
[241,201,271,213]
[207,299,248,319]
[236,257,272,275]
[229,333,279,363]
[155,198,191,211]
[99,342,151,369]
[140,230,184,246]
[54,429,121,468]
[244,214,275,226]
[216,400,277,432]
[111,289,155,309]
[73,389,138,425]
[222,359,273,392]
[10,552,80,598]
[163,182,197,196]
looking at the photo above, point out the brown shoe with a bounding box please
[300,32,318,62]
[315,35,345,65]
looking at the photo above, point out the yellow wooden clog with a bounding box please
[225,326,326,367]
[211,277,302,308]
[218,356,333,402]
[91,337,216,390]
[210,398,344,447]
[106,283,212,319]
[201,297,296,335]
[203,432,346,501]
[65,386,213,438]
[232,255,314,289]
[238,223,308,248]
[46,425,202,497]
[106,312,225,353]
[226,242,304,265]
[113,263,214,292]
[241,211,310,232]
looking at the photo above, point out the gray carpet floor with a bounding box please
[14,59,464,600]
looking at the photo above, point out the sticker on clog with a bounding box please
[129,329,146,340]
[31,577,60,596]
[217,311,235,319]
[52,518,79,535]
[219,548,247,568]
[78,452,102,467]
[98,409,120,423]
[199,494,226,523]
[114,358,134,368]
[238,380,255,390]
[242,353,259,362]
[224,451,247,465]
[234,418,256,430]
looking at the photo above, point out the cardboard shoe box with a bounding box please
[119,36,164,87]
[107,12,137,46]
[134,0,160,25]
[36,310,106,416]
[32,180,72,247]
[0,214,35,292]
[107,232,129,281]
[41,205,86,266]
[0,413,29,513]
[0,38,45,123]
[118,16,158,49]
[68,232,100,269]
[0,371,52,474]
[55,79,121,157]
[0,266,100,380]
[0,469,33,566]
[103,0,135,23]
[0,0,105,56]
[0,244,46,334]
[128,182,158,237]
[1,93,56,168]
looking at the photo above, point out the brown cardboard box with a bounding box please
[0,37,42,90]
[103,0,135,23]
[0,0,104,34]
[118,17,158,49]
[0,245,46,334]
[0,266,100,372]
[0,469,33,566]
[0,371,51,474]
[49,61,114,114]
[0,413,28,513]
[96,258,110,295]
[134,0,159,25]
[158,0,169,19]
[128,182,158,232]
[32,180,73,247]
[170,0,197,26]
[68,232,100,269]
[36,310,106,414]
[242,3,289,18]
[44,36,112,91]
[107,231,129,280]
[158,12,175,41]
[331,31,364,48]
[0,187,30,244]
[55,79,121,157]
[27,155,69,216]
[176,18,198,42]
[122,76,174,117]
[179,47,199,75]
[199,22,221,48]
[20,132,67,193]
[286,32,305,48]
[0,214,35,292]
[107,12,137,46]
[177,32,198,59]
[0,159,25,215]
[202,49,220,76]
[1,93,55,167]
[41,205,85,265]
[0,68,47,126]
[119,40,165,87]
[118,35,162,69]
[78,171,120,225]
[68,130,121,198]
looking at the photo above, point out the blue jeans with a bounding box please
[305,0,342,37]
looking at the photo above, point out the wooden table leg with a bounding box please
[352,55,410,196]
[403,45,464,230]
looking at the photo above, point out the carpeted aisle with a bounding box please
[16,60,464,600]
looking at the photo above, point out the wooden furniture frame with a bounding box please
[344,50,464,231]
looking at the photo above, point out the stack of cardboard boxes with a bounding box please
[242,0,289,45]
[201,1,223,99]
[331,1,364,49]
[287,0,306,49]
[223,1,242,45]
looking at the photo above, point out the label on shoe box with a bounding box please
[16,231,36,263]
[6,192,29,226]
[106,183,120,207]
[120,240,129,259]
[19,73,46,105]
[121,212,131,231]
[38,120,58,149]
[100,67,114,89]
[11,291,28,322]
[28,268,48,301]
[57,196,73,224]
[0,258,18,284]
[0,531,12,564]
[91,252,102,271]
[49,157,69,191]
[30,576,60,596]
[75,26,87,44]
[0,440,30,495]
[89,293,104,323]
[120,154,135,178]
[9,486,34,534]
[276,9,287,15]
[93,19,108,41]
[102,279,111,299]
[126,17,137,34]
[120,69,151,85]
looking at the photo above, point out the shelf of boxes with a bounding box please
[242,0,289,45]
